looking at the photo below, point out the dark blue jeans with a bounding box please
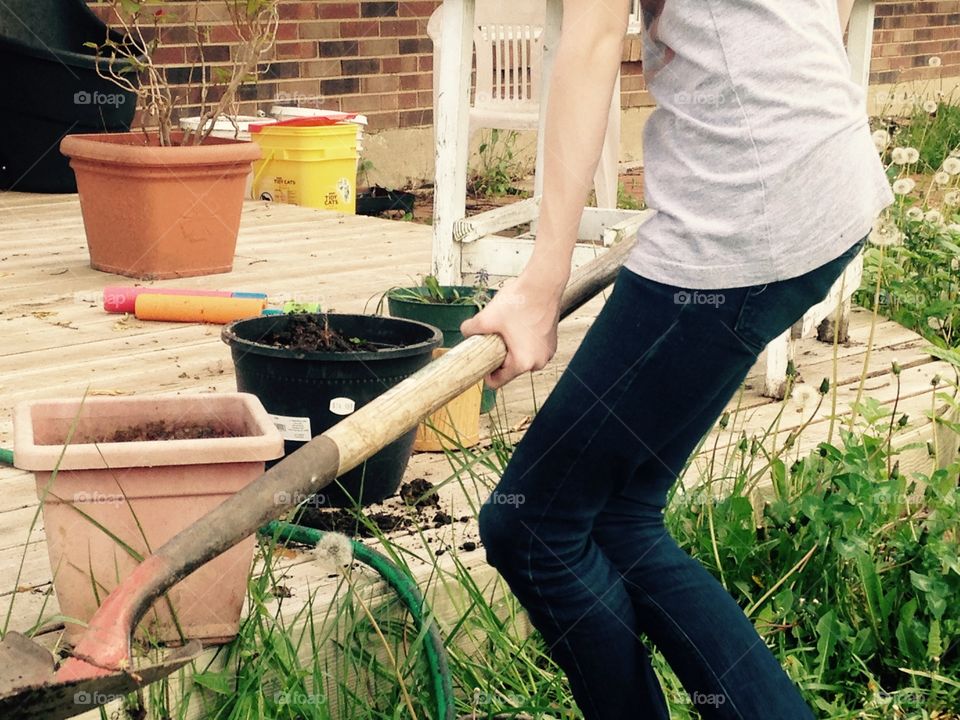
[478,236,867,720]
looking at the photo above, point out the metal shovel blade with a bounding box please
[0,631,202,719]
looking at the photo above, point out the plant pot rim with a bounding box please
[387,285,494,300]
[60,131,262,168]
[222,313,443,362]
[13,392,284,472]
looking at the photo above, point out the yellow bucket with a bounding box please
[250,122,357,213]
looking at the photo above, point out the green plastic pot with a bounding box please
[387,286,498,413]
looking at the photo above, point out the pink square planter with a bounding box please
[13,393,284,646]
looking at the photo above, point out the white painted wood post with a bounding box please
[529,0,563,236]
[432,0,477,284]
[847,0,877,93]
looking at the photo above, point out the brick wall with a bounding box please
[87,0,960,133]
[871,1,960,84]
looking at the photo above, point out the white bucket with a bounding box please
[270,106,367,161]
[178,115,275,141]
[178,115,276,198]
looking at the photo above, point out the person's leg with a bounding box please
[478,268,755,720]
[479,235,866,720]
[590,372,814,719]
[586,236,869,718]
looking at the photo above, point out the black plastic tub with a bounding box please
[0,0,138,192]
[222,314,442,507]
[356,186,416,216]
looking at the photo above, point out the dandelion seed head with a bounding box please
[923,100,939,114]
[934,171,951,186]
[870,215,904,246]
[872,129,890,152]
[943,157,960,175]
[924,209,943,224]
[891,147,909,165]
[905,147,920,164]
[313,532,354,571]
[906,206,924,220]
[892,178,916,195]
[944,190,960,206]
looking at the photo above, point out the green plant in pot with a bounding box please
[221,312,442,511]
[59,0,279,280]
[385,272,500,413]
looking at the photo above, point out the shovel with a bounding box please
[0,238,633,719]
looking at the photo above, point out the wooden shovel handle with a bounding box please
[64,238,634,673]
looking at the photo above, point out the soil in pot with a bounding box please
[98,420,239,442]
[259,313,385,352]
[222,313,442,507]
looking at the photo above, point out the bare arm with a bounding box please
[526,0,630,286]
[461,0,629,388]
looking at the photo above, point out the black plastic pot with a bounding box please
[387,286,499,413]
[222,314,442,507]
[0,0,138,192]
[356,186,416,216]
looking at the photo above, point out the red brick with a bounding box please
[280,2,319,20]
[359,38,399,55]
[382,55,418,73]
[361,74,401,92]
[276,22,299,41]
[339,20,380,37]
[398,1,441,17]
[399,72,432,90]
[300,21,340,40]
[318,2,360,19]
[276,41,318,59]
[379,19,419,36]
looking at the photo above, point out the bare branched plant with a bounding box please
[86,0,280,146]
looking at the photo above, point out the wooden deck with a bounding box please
[1,192,956,718]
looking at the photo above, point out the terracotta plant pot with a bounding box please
[12,393,283,645]
[60,132,261,280]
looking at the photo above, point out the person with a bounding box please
[459,0,893,717]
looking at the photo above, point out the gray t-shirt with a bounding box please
[625,0,894,289]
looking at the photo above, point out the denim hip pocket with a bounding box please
[732,234,868,354]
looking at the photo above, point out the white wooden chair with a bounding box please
[427,0,621,209]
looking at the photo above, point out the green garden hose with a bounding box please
[259,520,455,720]
[0,447,13,466]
